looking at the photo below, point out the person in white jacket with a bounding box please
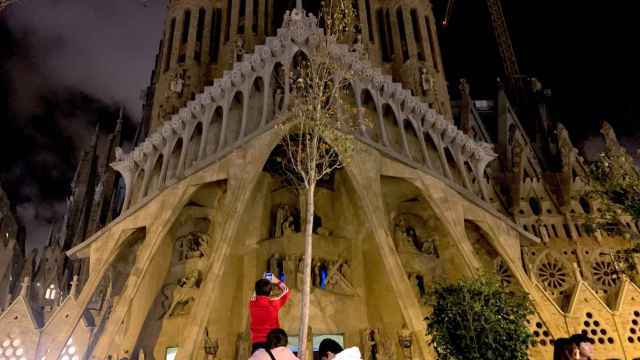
[318,339,362,360]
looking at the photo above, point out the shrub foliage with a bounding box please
[426,276,533,360]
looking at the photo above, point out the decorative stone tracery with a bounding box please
[111,10,497,214]
[535,254,572,297]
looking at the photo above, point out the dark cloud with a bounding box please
[0,0,164,250]
[1,0,639,250]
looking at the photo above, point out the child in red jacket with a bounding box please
[249,275,290,354]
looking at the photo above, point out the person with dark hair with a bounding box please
[553,338,580,360]
[250,276,290,353]
[569,333,594,360]
[318,338,361,360]
[249,328,299,360]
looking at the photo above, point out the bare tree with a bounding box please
[274,1,363,358]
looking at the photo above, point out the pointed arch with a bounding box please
[382,104,403,153]
[268,62,286,123]
[225,91,244,147]
[110,174,126,220]
[403,119,426,164]
[166,138,183,181]
[145,154,164,196]
[246,76,265,135]
[131,168,146,204]
[464,160,481,195]
[423,131,443,174]
[361,89,382,143]
[207,107,224,154]
[185,122,203,170]
[444,147,464,186]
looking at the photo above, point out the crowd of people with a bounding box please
[248,275,362,359]
[553,334,594,360]
[249,274,595,359]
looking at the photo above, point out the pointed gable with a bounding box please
[612,279,640,356]
[38,295,93,360]
[566,281,625,358]
[0,296,41,360]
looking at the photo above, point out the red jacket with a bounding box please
[249,282,290,343]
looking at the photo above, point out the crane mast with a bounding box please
[443,0,524,98]
[485,0,521,81]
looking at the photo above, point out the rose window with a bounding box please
[0,336,26,360]
[592,260,618,288]
[60,338,80,360]
[495,259,513,287]
[536,257,570,294]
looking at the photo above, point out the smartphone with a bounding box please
[263,272,273,281]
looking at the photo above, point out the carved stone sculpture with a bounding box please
[283,215,296,235]
[235,37,245,62]
[170,72,184,95]
[393,218,415,252]
[398,326,413,359]
[420,68,434,96]
[362,328,384,360]
[176,232,209,261]
[269,253,281,277]
[178,270,201,288]
[157,283,175,319]
[274,204,290,238]
[204,327,219,360]
[168,296,195,317]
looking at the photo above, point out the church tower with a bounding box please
[148,0,451,130]
[9,2,640,360]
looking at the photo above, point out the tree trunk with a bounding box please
[298,184,315,360]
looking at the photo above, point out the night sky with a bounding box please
[0,0,638,250]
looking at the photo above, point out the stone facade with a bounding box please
[2,3,640,360]
[145,0,451,131]
[0,184,24,311]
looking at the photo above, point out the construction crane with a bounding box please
[443,0,525,101]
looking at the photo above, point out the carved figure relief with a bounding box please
[274,204,290,238]
[178,270,201,289]
[362,328,386,360]
[393,214,439,257]
[419,67,434,96]
[234,37,245,62]
[204,327,219,360]
[161,270,202,318]
[268,254,283,279]
[176,232,210,261]
[274,205,299,238]
[286,255,353,293]
[158,283,175,319]
[168,296,195,317]
[170,71,185,95]
[407,272,427,301]
[398,326,413,360]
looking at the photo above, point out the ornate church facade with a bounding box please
[2,1,640,359]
